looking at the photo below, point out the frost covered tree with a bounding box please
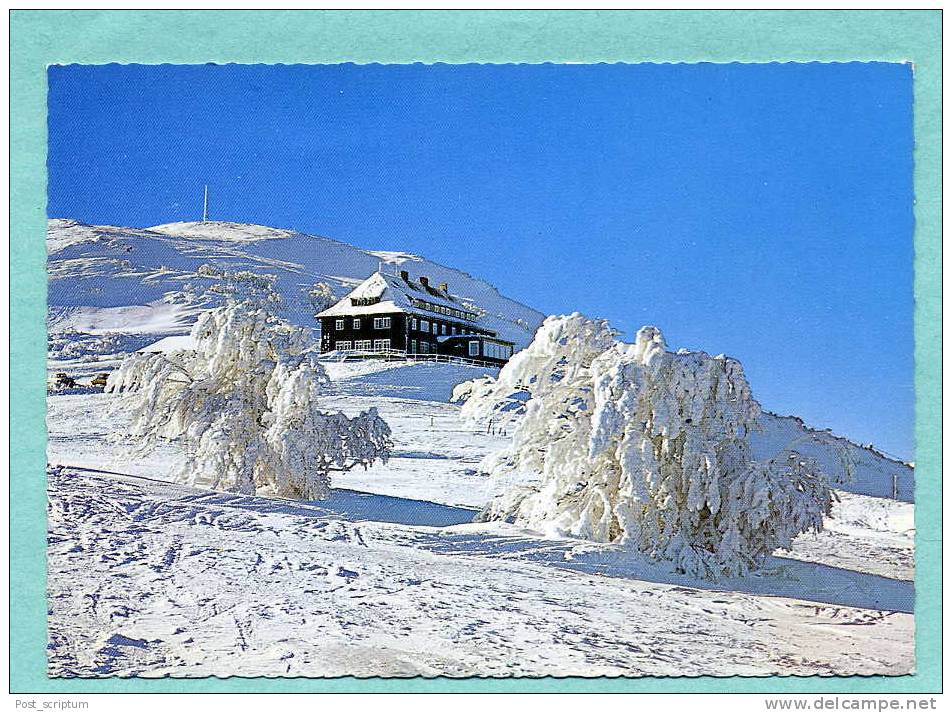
[461,313,617,428]
[306,281,337,315]
[206,270,284,312]
[462,314,832,578]
[107,301,391,499]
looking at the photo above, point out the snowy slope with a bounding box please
[46,361,913,677]
[46,464,912,678]
[47,219,543,347]
[47,217,912,504]
[751,412,913,502]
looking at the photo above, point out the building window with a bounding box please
[421,341,429,354]
[431,321,439,334]
[451,326,457,335]
[355,340,372,350]
[373,317,391,329]
[410,340,417,353]
[335,319,345,331]
[373,339,391,351]
[420,319,429,332]
[441,324,447,335]
[335,341,352,350]
[353,318,361,329]
[468,340,480,357]
[351,296,381,307]
[410,317,417,330]
[484,342,511,360]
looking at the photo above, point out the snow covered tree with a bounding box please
[207,270,284,312]
[107,301,391,499]
[464,315,832,578]
[461,313,617,429]
[306,281,337,315]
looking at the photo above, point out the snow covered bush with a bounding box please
[461,313,616,427]
[107,301,391,499]
[307,281,337,315]
[206,270,283,311]
[450,375,496,405]
[464,314,832,578]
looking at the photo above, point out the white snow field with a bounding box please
[47,359,914,679]
[46,219,914,678]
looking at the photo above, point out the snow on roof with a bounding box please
[316,272,483,323]
[138,334,196,353]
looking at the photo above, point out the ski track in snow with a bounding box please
[46,360,914,678]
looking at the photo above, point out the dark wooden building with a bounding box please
[316,270,515,366]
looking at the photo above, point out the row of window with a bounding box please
[335,317,391,331]
[408,340,433,354]
[333,338,510,360]
[334,315,488,341]
[411,298,476,322]
[483,342,513,360]
[335,339,391,351]
[409,316,465,336]
[350,296,380,306]
[407,340,477,356]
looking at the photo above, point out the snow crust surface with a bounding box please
[47,358,913,678]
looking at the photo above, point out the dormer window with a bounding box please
[351,296,381,307]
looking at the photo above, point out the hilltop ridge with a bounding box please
[47,218,544,347]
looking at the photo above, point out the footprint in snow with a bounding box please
[336,567,359,581]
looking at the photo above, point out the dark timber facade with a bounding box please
[316,271,516,367]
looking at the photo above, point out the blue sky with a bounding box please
[47,63,914,459]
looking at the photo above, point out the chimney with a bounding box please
[438,282,448,292]
[419,276,429,287]
[400,270,409,282]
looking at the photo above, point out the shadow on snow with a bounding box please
[61,465,914,615]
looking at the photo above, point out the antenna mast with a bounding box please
[202,185,209,222]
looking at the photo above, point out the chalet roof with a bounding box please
[316,271,482,323]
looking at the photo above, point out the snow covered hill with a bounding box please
[47,216,913,505]
[45,218,915,678]
[47,219,543,346]
[752,412,913,502]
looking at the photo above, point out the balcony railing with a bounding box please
[318,347,497,368]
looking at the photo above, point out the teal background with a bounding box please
[10,10,941,693]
